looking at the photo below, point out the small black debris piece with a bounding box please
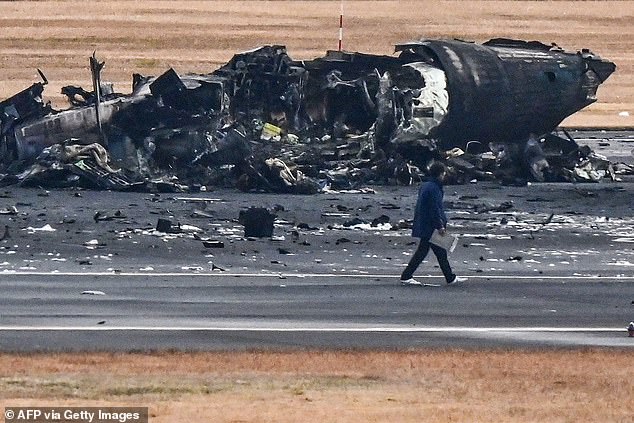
[203,240,225,248]
[156,218,181,233]
[239,207,276,238]
[371,215,390,227]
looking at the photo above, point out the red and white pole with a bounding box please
[338,0,343,51]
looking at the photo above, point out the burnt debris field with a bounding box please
[0,166,632,279]
[0,38,631,195]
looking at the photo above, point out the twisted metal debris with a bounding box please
[0,38,625,193]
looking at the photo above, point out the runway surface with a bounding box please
[0,272,631,350]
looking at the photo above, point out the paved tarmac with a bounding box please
[0,273,631,350]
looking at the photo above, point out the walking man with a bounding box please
[400,162,466,286]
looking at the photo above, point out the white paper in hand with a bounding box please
[430,229,458,253]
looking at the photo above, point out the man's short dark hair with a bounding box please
[428,162,446,178]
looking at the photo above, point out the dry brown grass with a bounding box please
[0,1,633,127]
[1,350,633,422]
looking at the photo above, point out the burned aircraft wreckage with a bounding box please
[0,38,621,192]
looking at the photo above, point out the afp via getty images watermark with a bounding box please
[4,407,148,423]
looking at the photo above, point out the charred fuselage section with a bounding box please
[395,38,616,148]
[0,38,619,192]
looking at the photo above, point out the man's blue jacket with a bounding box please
[411,178,447,240]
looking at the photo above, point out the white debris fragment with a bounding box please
[618,111,630,117]
[81,290,106,296]
[181,266,204,272]
[179,224,203,232]
[24,224,56,233]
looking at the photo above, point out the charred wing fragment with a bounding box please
[0,69,49,129]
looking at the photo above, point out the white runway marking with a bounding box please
[0,326,624,332]
[1,271,634,280]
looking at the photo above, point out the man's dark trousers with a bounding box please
[401,239,454,282]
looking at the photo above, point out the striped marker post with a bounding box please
[338,1,343,51]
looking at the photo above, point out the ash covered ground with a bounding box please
[0,135,632,281]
